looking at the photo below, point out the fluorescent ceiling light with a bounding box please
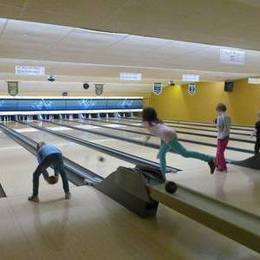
[219,48,245,65]
[120,72,142,81]
[15,65,45,76]
[248,77,260,84]
[182,74,200,82]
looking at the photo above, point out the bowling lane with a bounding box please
[15,122,133,179]
[161,119,254,130]
[4,125,259,259]
[97,121,254,152]
[3,187,259,260]
[0,124,76,197]
[84,118,253,144]
[24,120,182,171]
[39,120,220,171]
[102,121,255,149]
[22,120,260,216]
[106,118,254,136]
[127,117,254,131]
[63,119,252,162]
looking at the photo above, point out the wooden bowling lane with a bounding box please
[81,122,254,155]
[10,121,259,214]
[83,118,253,148]
[119,117,254,130]
[35,120,219,170]
[62,119,252,162]
[101,117,254,137]
[116,120,252,141]
[1,186,259,260]
[15,122,134,179]
[76,120,255,145]
[105,119,254,152]
[160,119,254,130]
[22,121,260,216]
[24,120,178,172]
[1,123,259,259]
[106,118,253,139]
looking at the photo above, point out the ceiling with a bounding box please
[0,19,259,85]
[0,10,260,93]
[0,57,252,82]
[0,0,260,51]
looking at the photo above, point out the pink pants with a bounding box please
[216,136,229,171]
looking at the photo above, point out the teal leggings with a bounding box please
[158,138,213,175]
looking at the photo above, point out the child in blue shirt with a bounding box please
[28,142,71,202]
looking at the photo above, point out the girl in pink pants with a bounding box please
[215,103,231,172]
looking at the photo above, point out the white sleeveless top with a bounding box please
[143,121,177,143]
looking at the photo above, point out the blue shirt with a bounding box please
[37,144,61,164]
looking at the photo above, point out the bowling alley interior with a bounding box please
[0,1,259,259]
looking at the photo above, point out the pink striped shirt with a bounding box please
[143,121,177,143]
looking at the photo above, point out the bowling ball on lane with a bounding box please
[98,156,105,162]
[165,181,178,194]
[47,176,59,185]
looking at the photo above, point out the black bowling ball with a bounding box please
[98,156,105,162]
[165,181,178,194]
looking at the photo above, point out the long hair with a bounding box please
[142,107,162,126]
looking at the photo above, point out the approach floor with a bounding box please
[0,121,259,260]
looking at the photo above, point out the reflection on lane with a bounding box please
[18,122,133,179]
[58,119,251,161]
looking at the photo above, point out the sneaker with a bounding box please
[208,160,216,174]
[65,192,71,200]
[28,195,39,203]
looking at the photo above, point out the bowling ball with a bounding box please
[165,181,178,194]
[47,176,59,185]
[98,156,105,162]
